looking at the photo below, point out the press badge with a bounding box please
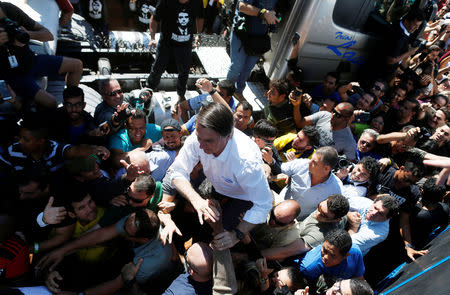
[8,55,18,68]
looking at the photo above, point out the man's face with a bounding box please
[79,163,103,181]
[398,101,416,119]
[321,241,347,267]
[196,124,229,156]
[292,130,311,154]
[404,19,423,34]
[330,104,351,128]
[323,75,337,93]
[126,118,146,145]
[357,133,376,153]
[431,97,447,110]
[271,268,294,291]
[308,153,329,178]
[233,106,252,131]
[63,96,85,121]
[102,80,123,108]
[428,50,440,61]
[162,130,182,150]
[253,135,275,150]
[394,168,418,189]
[267,87,286,106]
[315,200,337,223]
[216,85,230,102]
[18,129,43,155]
[431,124,450,143]
[70,195,97,224]
[178,12,189,26]
[126,182,151,207]
[370,116,384,133]
[18,181,46,200]
[390,88,406,106]
[435,110,447,127]
[371,82,385,99]
[350,163,370,183]
[366,200,389,222]
[326,279,352,295]
[356,94,374,111]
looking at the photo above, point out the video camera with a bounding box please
[0,18,30,45]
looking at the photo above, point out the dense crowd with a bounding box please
[0,1,449,295]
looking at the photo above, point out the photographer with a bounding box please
[0,2,82,109]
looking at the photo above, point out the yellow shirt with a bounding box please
[72,207,115,263]
[274,133,315,162]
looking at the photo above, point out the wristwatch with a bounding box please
[233,228,245,240]
[209,89,217,95]
[258,8,267,19]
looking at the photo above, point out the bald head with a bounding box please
[126,150,150,174]
[274,200,301,225]
[186,242,213,281]
[337,102,354,117]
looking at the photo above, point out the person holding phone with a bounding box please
[0,2,83,109]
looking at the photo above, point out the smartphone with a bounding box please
[292,32,300,45]
[0,80,12,101]
[355,111,370,122]
[99,121,109,133]
[294,87,302,97]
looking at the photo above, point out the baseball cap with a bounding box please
[160,118,181,132]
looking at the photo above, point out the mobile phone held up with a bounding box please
[292,32,300,45]
[0,80,12,101]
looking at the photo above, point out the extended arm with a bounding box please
[261,239,310,260]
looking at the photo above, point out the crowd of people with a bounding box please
[0,0,450,295]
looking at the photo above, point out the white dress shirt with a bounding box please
[280,158,344,221]
[351,198,390,256]
[169,128,272,224]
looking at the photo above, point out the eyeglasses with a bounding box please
[63,101,84,108]
[106,89,123,96]
[373,84,383,91]
[125,188,147,204]
[270,208,290,227]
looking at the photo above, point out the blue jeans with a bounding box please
[227,31,260,94]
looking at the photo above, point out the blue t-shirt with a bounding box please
[163,272,213,295]
[299,243,365,280]
[115,215,172,284]
[310,85,341,103]
[109,123,162,152]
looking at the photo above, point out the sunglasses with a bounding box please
[106,89,123,96]
[270,208,290,227]
[332,108,349,119]
[373,85,383,91]
[359,140,373,147]
[125,189,147,204]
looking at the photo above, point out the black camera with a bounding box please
[415,127,431,141]
[336,155,351,170]
[0,18,30,45]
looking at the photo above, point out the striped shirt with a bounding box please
[0,140,71,173]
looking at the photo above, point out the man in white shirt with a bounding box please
[169,103,273,250]
[278,146,343,221]
[347,194,399,256]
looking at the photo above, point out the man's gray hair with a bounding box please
[99,78,118,94]
[361,128,379,139]
[315,146,338,169]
